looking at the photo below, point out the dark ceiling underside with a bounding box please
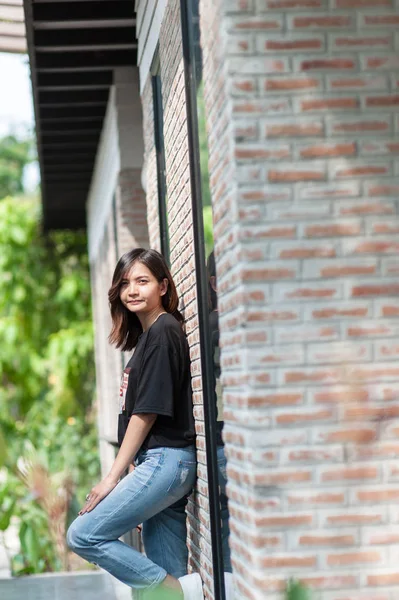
[23,0,137,230]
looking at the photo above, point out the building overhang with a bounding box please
[22,0,137,230]
[0,1,26,53]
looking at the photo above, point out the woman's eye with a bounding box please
[139,279,147,284]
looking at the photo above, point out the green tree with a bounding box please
[0,134,34,200]
[0,194,100,574]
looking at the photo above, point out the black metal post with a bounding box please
[152,75,170,265]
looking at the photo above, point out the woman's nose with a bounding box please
[127,282,137,296]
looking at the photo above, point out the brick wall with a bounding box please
[90,218,121,474]
[200,0,399,598]
[115,169,149,256]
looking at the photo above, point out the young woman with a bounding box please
[67,248,203,600]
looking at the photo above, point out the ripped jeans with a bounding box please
[67,446,197,592]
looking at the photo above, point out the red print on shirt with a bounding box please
[119,367,131,413]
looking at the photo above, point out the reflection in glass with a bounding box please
[192,0,232,581]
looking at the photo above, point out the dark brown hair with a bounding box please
[108,248,183,351]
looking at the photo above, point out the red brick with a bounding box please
[278,245,336,259]
[368,573,399,586]
[298,58,356,71]
[361,140,399,155]
[312,305,369,319]
[239,188,291,202]
[366,55,399,70]
[232,78,256,93]
[256,514,313,527]
[373,221,399,234]
[320,427,377,443]
[344,405,399,420]
[322,467,378,482]
[264,76,321,92]
[299,533,355,546]
[263,0,322,7]
[291,16,352,28]
[300,142,356,158]
[234,17,282,30]
[348,324,394,337]
[353,283,399,297]
[248,308,300,321]
[328,550,381,566]
[380,304,399,317]
[300,182,360,199]
[321,263,376,277]
[366,95,399,107]
[299,575,358,589]
[269,167,325,182]
[337,201,395,216]
[287,491,345,506]
[332,35,391,49]
[286,447,343,463]
[285,286,338,299]
[334,0,391,5]
[358,489,399,502]
[262,555,316,568]
[226,392,303,407]
[242,267,296,280]
[352,241,399,254]
[305,222,361,237]
[264,38,323,52]
[235,146,290,160]
[376,343,399,360]
[327,512,383,525]
[367,183,399,196]
[331,118,390,134]
[328,75,388,90]
[265,121,323,137]
[276,408,333,425]
[233,99,290,113]
[362,14,399,26]
[313,387,369,403]
[285,367,342,384]
[241,225,296,239]
[350,443,399,461]
[300,97,357,111]
[335,164,390,178]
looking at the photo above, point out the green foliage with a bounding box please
[286,580,311,600]
[0,189,100,575]
[203,206,214,259]
[0,134,34,199]
[197,82,211,209]
[0,196,94,420]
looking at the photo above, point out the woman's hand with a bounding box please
[79,475,118,515]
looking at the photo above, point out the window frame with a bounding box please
[180,2,227,599]
[151,50,170,264]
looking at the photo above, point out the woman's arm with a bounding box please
[108,413,157,482]
[79,413,157,514]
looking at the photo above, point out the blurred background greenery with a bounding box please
[0,133,100,575]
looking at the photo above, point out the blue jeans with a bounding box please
[67,446,197,592]
[144,445,231,577]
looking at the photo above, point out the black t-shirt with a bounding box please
[117,313,196,450]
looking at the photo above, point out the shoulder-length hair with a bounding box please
[108,248,183,351]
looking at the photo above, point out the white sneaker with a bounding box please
[178,573,204,600]
[224,572,234,600]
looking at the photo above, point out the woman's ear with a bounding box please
[160,278,168,296]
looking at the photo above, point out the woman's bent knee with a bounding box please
[66,519,90,552]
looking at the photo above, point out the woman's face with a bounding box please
[119,261,167,315]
